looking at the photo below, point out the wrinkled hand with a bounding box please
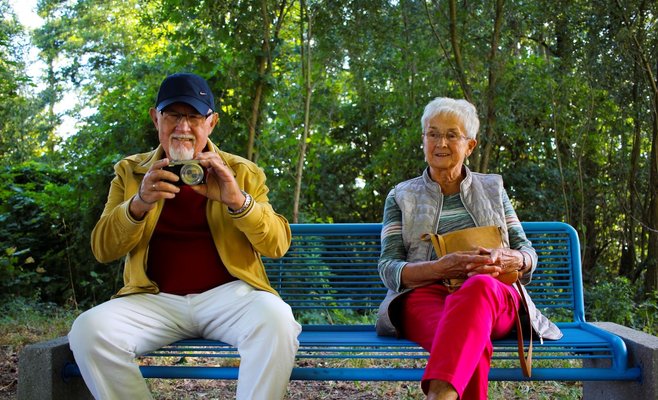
[435,250,494,279]
[465,247,523,278]
[129,153,248,220]
[130,158,180,219]
[191,152,245,210]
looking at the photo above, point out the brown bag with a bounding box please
[421,225,519,291]
[422,225,533,377]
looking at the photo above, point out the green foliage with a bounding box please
[0,161,119,307]
[0,0,653,314]
[295,309,376,325]
[0,162,68,300]
[586,276,658,335]
[0,1,59,166]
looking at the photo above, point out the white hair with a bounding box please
[421,97,480,139]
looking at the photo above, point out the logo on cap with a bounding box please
[155,73,215,115]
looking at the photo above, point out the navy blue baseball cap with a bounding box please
[155,73,215,115]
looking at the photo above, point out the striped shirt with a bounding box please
[379,188,531,290]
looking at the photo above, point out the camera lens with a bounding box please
[180,163,205,185]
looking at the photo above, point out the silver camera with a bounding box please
[163,160,206,186]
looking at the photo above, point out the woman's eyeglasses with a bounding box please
[424,131,468,143]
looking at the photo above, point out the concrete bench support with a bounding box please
[18,336,92,400]
[583,322,658,400]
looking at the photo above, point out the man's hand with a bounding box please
[129,158,180,219]
[193,152,246,210]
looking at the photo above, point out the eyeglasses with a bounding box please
[160,110,212,127]
[424,131,468,143]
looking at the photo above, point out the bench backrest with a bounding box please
[262,221,584,324]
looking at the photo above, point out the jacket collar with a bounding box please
[133,146,166,174]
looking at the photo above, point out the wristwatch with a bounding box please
[228,190,252,215]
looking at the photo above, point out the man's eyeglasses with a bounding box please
[160,110,212,127]
[424,131,468,143]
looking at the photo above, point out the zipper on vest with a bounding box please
[428,195,444,259]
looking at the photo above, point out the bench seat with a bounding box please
[61,221,641,384]
[63,322,640,381]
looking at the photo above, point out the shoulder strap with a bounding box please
[427,233,447,257]
[514,281,533,377]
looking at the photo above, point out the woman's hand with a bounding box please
[401,251,493,289]
[466,247,524,278]
[439,251,494,279]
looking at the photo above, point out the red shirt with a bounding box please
[147,185,236,294]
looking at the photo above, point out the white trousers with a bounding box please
[68,280,301,400]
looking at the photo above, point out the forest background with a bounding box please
[1,0,657,334]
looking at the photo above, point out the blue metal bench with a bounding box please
[62,221,641,383]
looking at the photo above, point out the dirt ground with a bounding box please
[0,346,18,400]
[2,345,581,399]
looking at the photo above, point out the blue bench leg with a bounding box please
[18,336,93,400]
[583,322,658,400]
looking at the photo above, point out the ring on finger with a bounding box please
[152,183,156,191]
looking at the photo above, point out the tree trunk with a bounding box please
[447,0,473,104]
[401,0,416,108]
[246,0,290,162]
[247,58,267,163]
[478,0,505,174]
[445,0,481,170]
[620,73,643,279]
[648,112,658,293]
[293,0,313,223]
[615,0,658,294]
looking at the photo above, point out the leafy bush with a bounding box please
[585,277,658,335]
[0,162,70,302]
[0,161,119,307]
[295,309,377,325]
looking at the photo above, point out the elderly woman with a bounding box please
[376,97,562,400]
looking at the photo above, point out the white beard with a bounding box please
[168,136,195,160]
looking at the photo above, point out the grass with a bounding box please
[1,298,583,399]
[140,355,582,399]
[0,298,79,347]
[0,298,80,399]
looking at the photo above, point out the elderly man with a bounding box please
[69,72,301,400]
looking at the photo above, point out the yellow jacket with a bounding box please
[91,139,291,297]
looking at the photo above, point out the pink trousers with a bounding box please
[400,274,521,399]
